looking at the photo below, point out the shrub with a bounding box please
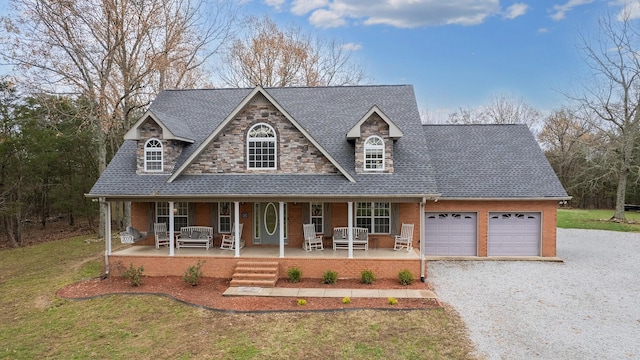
[297,299,307,306]
[183,261,204,286]
[360,269,375,284]
[388,297,398,305]
[322,270,338,284]
[342,297,351,304]
[122,263,144,287]
[287,267,302,283]
[398,269,414,286]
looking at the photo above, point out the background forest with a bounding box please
[1,0,640,247]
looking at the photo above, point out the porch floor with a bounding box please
[114,245,420,259]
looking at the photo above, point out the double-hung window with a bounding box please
[144,138,163,172]
[356,202,390,234]
[218,202,232,233]
[156,202,188,230]
[310,202,323,233]
[247,123,276,169]
[364,135,384,171]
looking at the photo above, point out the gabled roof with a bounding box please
[422,124,569,199]
[168,86,355,183]
[123,110,194,143]
[346,106,403,140]
[88,85,439,199]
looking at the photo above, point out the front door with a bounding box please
[256,202,281,245]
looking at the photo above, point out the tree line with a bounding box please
[0,1,638,246]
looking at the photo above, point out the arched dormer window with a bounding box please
[247,123,277,170]
[364,135,384,171]
[144,138,163,172]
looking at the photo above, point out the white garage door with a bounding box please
[424,213,477,256]
[488,212,541,256]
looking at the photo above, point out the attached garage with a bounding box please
[424,212,477,256]
[488,212,541,256]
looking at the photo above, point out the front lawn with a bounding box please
[557,209,640,232]
[0,235,477,359]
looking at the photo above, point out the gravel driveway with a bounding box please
[428,228,640,360]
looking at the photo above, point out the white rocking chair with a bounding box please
[394,223,414,251]
[220,223,244,250]
[302,224,323,251]
[154,222,170,249]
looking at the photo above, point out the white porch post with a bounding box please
[234,201,240,257]
[279,202,285,258]
[420,199,426,282]
[104,199,112,274]
[169,201,175,256]
[347,201,354,259]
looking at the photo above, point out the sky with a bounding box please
[0,0,633,120]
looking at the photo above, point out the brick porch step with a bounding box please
[230,261,279,287]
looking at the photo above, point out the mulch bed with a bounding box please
[57,276,441,312]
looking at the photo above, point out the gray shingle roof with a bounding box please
[89,85,439,199]
[422,124,568,198]
[88,86,567,200]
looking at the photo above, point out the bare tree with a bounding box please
[448,93,541,128]
[219,16,367,87]
[0,0,238,234]
[573,10,640,220]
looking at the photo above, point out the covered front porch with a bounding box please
[102,196,427,280]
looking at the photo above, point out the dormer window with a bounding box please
[364,135,384,171]
[144,138,163,172]
[247,123,277,169]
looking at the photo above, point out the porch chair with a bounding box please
[394,223,415,251]
[302,223,324,251]
[154,222,170,249]
[220,223,244,250]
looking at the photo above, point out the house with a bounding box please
[87,85,569,281]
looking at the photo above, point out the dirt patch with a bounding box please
[58,276,440,312]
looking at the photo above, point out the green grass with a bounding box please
[0,235,477,359]
[557,209,640,232]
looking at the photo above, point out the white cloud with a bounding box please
[341,42,362,51]
[615,0,640,21]
[309,8,347,28]
[537,27,549,33]
[269,0,504,28]
[550,0,593,21]
[264,0,285,11]
[504,3,528,19]
[291,0,328,16]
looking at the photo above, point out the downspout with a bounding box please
[420,197,426,283]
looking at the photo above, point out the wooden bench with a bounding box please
[176,226,214,249]
[332,227,369,250]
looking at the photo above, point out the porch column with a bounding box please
[104,199,112,274]
[347,201,354,259]
[234,201,240,257]
[279,202,285,258]
[169,201,175,256]
[420,200,426,282]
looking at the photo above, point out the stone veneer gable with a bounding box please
[185,94,338,174]
[354,114,394,174]
[136,117,185,174]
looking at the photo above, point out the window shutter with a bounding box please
[390,203,400,235]
[148,202,155,232]
[301,203,310,224]
[187,203,195,226]
[211,203,218,231]
[323,203,332,237]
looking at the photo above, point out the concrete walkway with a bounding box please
[223,286,437,299]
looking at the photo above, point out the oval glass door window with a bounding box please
[264,203,278,235]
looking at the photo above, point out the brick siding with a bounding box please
[425,199,558,257]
